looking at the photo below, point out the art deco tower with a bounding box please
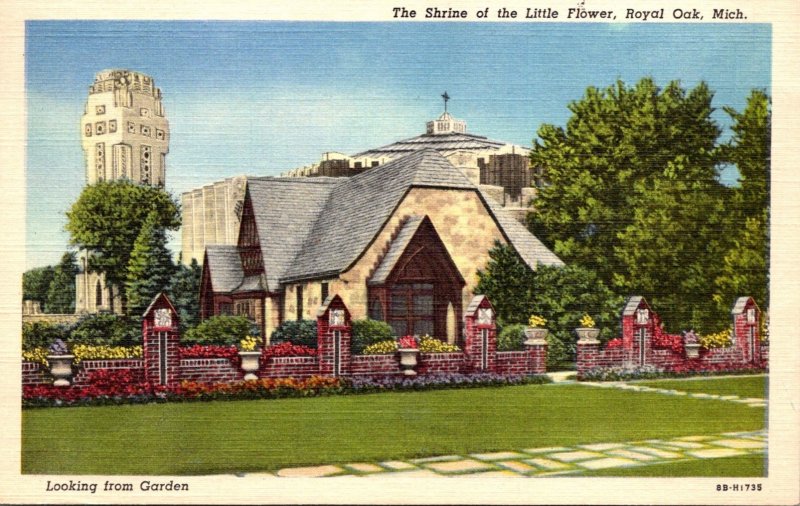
[75,69,169,314]
[80,69,169,186]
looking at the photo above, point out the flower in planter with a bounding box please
[682,330,699,344]
[239,335,259,352]
[48,338,69,356]
[418,335,460,353]
[528,315,547,328]
[579,314,596,328]
[398,335,418,349]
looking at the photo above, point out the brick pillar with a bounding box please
[524,337,548,374]
[576,332,600,376]
[142,292,181,386]
[463,295,497,372]
[732,297,761,364]
[316,294,352,377]
[621,296,653,367]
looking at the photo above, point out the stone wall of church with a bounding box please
[329,187,508,322]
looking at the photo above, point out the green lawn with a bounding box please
[578,454,766,477]
[633,375,767,399]
[22,382,766,475]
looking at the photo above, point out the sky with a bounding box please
[25,21,771,270]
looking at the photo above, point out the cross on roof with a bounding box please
[441,91,450,112]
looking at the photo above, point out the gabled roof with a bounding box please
[246,177,339,291]
[731,296,758,315]
[205,245,244,292]
[282,149,474,282]
[368,216,426,285]
[465,295,492,314]
[622,296,648,316]
[353,132,516,159]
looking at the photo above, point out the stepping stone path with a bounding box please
[578,379,768,408]
[271,430,766,477]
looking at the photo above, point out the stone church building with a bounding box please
[200,149,562,343]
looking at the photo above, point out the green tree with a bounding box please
[476,242,623,364]
[125,212,176,317]
[714,90,770,313]
[66,180,180,313]
[22,266,54,306]
[45,252,78,314]
[527,78,727,330]
[169,258,202,332]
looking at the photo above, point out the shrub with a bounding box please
[71,344,143,364]
[351,319,394,354]
[183,316,256,346]
[70,314,139,347]
[269,319,317,348]
[497,324,526,351]
[418,336,460,353]
[22,322,68,351]
[362,340,398,355]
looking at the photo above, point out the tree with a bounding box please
[22,266,54,306]
[714,90,770,313]
[527,78,727,331]
[169,258,202,332]
[45,252,78,314]
[66,180,180,313]
[476,242,623,364]
[125,212,176,317]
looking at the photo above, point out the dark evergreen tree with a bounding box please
[124,212,176,317]
[45,252,78,314]
[22,265,54,307]
[169,258,202,332]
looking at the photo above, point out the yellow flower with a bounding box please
[580,314,596,328]
[418,336,460,353]
[239,335,259,351]
[528,315,547,327]
[698,328,732,349]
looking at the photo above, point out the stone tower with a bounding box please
[80,69,169,186]
[75,69,169,314]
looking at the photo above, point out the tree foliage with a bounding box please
[713,90,770,313]
[65,181,180,312]
[22,266,54,305]
[526,78,750,332]
[45,252,78,314]
[125,212,176,317]
[169,259,202,333]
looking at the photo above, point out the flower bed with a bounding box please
[260,342,316,364]
[580,361,767,382]
[22,370,551,408]
[178,344,239,360]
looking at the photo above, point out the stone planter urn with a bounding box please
[524,327,549,341]
[574,328,600,343]
[684,343,701,359]
[239,350,262,381]
[47,355,75,387]
[398,349,420,376]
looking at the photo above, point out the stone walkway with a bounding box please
[270,430,766,477]
[579,380,767,408]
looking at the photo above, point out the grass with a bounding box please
[577,454,766,477]
[22,382,766,475]
[632,375,767,399]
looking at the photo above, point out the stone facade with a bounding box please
[81,70,169,186]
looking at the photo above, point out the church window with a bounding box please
[113,144,131,180]
[296,286,304,321]
[95,143,105,181]
[321,282,329,303]
[140,145,151,184]
[388,283,434,337]
[108,120,117,133]
[84,124,92,137]
[368,297,384,321]
[95,121,106,135]
[219,302,232,315]
[140,125,151,137]
[95,105,105,115]
[127,121,136,134]
[140,107,150,117]
[156,129,165,140]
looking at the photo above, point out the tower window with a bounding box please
[95,280,103,308]
[296,286,304,321]
[321,282,329,303]
[95,105,106,115]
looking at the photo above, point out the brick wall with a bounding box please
[22,362,49,386]
[496,351,528,375]
[350,354,401,376]
[418,352,465,374]
[262,356,319,378]
[74,359,144,386]
[180,358,241,383]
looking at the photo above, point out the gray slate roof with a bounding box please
[205,245,244,292]
[353,132,515,159]
[247,177,339,291]
[207,149,563,292]
[368,216,425,285]
[282,149,474,282]
[465,295,490,314]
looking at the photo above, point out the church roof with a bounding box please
[205,245,244,292]
[207,149,562,292]
[352,132,514,159]
[368,215,426,285]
